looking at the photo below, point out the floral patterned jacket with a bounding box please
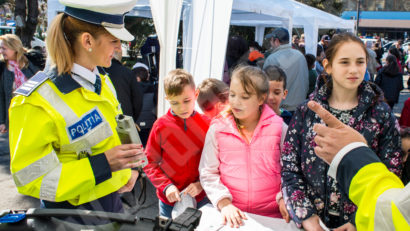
[281,80,402,228]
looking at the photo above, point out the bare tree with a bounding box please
[15,0,38,48]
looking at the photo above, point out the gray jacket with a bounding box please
[0,61,39,126]
[263,44,309,111]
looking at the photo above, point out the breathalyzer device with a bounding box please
[116,114,148,168]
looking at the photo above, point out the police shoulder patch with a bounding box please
[14,71,49,96]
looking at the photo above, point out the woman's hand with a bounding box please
[0,124,7,133]
[302,215,325,231]
[165,185,181,203]
[118,170,139,193]
[334,222,356,231]
[218,198,247,228]
[183,181,203,197]
[278,198,290,223]
[105,144,145,172]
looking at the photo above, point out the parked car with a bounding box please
[383,41,394,51]
[31,37,45,50]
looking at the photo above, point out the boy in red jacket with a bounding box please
[143,69,210,218]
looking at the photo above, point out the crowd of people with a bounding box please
[0,0,409,229]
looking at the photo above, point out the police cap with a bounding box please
[60,0,137,41]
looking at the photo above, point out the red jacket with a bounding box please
[144,110,210,205]
[400,97,410,128]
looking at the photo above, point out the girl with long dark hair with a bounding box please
[281,33,402,230]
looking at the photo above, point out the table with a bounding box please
[196,204,301,231]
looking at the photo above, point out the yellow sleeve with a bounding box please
[9,99,98,203]
[349,163,408,230]
[335,146,409,230]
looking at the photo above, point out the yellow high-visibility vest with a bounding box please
[350,162,409,230]
[9,72,130,206]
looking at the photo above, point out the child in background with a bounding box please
[133,65,149,82]
[199,66,289,228]
[401,127,410,185]
[282,33,402,230]
[305,54,318,97]
[263,65,292,125]
[144,69,210,218]
[197,78,229,119]
[248,41,264,68]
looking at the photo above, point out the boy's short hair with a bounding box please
[263,65,287,89]
[197,78,229,111]
[132,67,149,82]
[305,54,316,70]
[164,69,195,96]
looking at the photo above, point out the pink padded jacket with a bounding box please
[199,104,283,218]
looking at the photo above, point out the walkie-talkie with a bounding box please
[116,114,148,168]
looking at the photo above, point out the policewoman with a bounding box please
[8,0,144,223]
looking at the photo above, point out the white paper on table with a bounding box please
[221,218,273,231]
[196,204,298,231]
[172,190,197,219]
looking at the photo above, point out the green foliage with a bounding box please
[229,25,255,42]
[296,0,344,16]
[124,17,156,51]
[0,0,9,6]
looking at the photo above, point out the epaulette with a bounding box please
[14,71,49,96]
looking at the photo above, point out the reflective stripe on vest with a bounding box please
[12,150,59,187]
[39,163,62,201]
[394,184,410,226]
[37,84,77,124]
[374,188,400,230]
[37,82,113,153]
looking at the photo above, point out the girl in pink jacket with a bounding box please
[199,66,289,228]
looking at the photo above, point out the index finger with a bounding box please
[307,101,344,129]
[119,143,142,150]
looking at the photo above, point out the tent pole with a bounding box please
[356,0,361,36]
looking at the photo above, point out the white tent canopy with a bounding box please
[130,0,353,115]
[126,0,353,55]
[47,0,353,60]
[229,0,354,56]
[149,0,183,117]
[47,0,354,116]
[47,0,353,58]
